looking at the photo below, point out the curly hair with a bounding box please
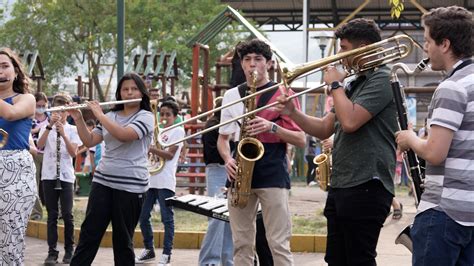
[334,18,382,45]
[0,48,31,94]
[422,6,473,58]
[237,39,272,61]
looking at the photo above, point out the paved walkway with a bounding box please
[24,185,414,265]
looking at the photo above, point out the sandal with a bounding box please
[392,203,403,220]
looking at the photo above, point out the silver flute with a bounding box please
[45,98,142,112]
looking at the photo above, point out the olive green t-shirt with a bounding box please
[331,66,396,195]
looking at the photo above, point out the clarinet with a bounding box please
[54,124,62,190]
[390,58,429,204]
[391,59,429,253]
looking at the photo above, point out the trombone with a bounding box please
[159,34,416,148]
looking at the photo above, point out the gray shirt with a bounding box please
[331,66,397,195]
[92,109,154,193]
[420,60,474,226]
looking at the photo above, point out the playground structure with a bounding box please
[21,50,45,92]
[126,49,179,98]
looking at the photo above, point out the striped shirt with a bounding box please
[92,109,154,193]
[418,59,474,226]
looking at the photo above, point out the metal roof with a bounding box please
[186,6,292,63]
[221,0,474,31]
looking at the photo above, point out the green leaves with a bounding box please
[390,0,405,19]
[0,0,234,97]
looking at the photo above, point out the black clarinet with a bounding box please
[390,58,429,204]
[391,59,429,253]
[54,126,62,190]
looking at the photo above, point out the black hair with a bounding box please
[237,39,273,61]
[111,72,151,112]
[160,100,179,116]
[422,6,473,58]
[335,18,382,45]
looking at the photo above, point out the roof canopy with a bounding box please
[221,0,474,31]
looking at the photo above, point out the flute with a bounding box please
[45,98,142,112]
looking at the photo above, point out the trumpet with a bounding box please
[159,34,416,148]
[0,128,8,148]
[44,98,142,112]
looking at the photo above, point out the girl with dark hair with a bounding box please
[68,72,154,265]
[0,47,37,264]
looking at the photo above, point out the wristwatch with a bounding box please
[270,123,278,134]
[329,81,343,94]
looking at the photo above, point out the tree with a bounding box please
[0,0,239,99]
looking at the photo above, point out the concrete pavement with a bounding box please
[23,185,414,265]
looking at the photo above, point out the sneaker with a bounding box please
[135,249,155,263]
[44,252,58,264]
[63,250,73,264]
[308,180,318,187]
[158,254,171,266]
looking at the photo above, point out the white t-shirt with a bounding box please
[149,126,185,191]
[39,123,82,183]
[83,146,96,167]
[219,87,243,141]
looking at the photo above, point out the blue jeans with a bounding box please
[198,164,233,266]
[412,209,474,266]
[139,188,175,255]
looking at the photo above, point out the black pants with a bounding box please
[305,155,316,184]
[70,182,144,266]
[43,180,74,254]
[324,179,392,266]
[256,217,274,266]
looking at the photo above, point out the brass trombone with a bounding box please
[159,34,416,148]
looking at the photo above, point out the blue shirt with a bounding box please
[0,94,31,150]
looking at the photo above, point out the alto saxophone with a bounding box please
[314,146,331,191]
[148,99,165,175]
[230,71,265,208]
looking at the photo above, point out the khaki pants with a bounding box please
[228,188,293,266]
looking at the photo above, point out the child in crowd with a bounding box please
[37,93,81,264]
[136,100,185,265]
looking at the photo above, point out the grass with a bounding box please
[41,198,326,234]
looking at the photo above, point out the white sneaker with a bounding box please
[308,180,318,187]
[158,254,171,266]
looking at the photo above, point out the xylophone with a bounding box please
[166,194,263,222]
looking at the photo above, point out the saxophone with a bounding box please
[313,145,331,191]
[230,71,265,208]
[148,99,165,175]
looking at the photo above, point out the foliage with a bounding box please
[389,0,405,19]
[0,0,241,99]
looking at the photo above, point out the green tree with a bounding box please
[0,0,240,100]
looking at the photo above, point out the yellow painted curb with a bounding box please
[27,221,326,252]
